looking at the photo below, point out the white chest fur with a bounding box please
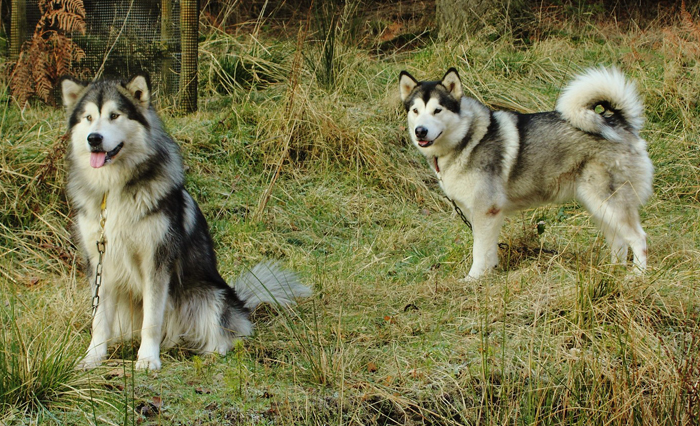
[78,193,169,296]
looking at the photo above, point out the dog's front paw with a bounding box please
[136,341,162,370]
[77,354,104,370]
[459,274,479,283]
[465,259,498,281]
[135,356,162,371]
[465,267,488,280]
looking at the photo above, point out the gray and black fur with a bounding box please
[62,75,311,370]
[399,67,653,279]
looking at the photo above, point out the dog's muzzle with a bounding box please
[415,127,440,148]
[87,133,124,168]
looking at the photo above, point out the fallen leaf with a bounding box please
[105,368,130,379]
[23,276,40,287]
[195,387,212,394]
[151,396,162,409]
[136,401,160,418]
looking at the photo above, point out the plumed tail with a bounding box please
[233,261,312,310]
[556,67,644,141]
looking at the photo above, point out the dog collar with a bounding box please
[433,156,440,173]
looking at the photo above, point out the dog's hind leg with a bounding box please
[613,208,647,272]
[602,210,647,272]
[187,288,252,356]
[578,186,647,272]
[608,231,629,265]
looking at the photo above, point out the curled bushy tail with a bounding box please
[233,261,312,310]
[556,67,644,142]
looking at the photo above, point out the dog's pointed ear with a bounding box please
[399,71,418,101]
[125,74,151,107]
[61,77,86,108]
[441,68,463,99]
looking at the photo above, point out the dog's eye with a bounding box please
[434,108,442,114]
[412,108,418,114]
[110,113,120,120]
[85,115,92,122]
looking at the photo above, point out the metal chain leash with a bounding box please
[91,193,107,317]
[447,196,472,230]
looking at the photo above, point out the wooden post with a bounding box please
[180,0,198,113]
[10,0,27,59]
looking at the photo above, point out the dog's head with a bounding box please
[61,75,152,170]
[399,68,464,155]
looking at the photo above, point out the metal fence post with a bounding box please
[10,0,27,59]
[180,0,198,113]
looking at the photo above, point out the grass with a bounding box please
[2,3,700,425]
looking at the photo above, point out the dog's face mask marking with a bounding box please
[399,69,464,154]
[62,76,151,169]
[406,97,448,148]
[76,101,128,168]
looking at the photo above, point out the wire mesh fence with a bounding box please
[8,0,198,111]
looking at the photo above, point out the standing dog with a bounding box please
[399,67,653,279]
[62,75,311,370]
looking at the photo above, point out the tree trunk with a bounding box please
[180,0,198,113]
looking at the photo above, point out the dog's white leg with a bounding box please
[580,190,647,273]
[626,221,647,273]
[79,286,115,369]
[615,219,646,272]
[615,207,648,272]
[608,230,629,265]
[604,221,646,272]
[135,275,168,371]
[466,209,504,279]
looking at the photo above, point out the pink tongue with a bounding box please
[90,152,106,168]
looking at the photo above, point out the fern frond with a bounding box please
[58,12,87,34]
[30,38,52,102]
[37,0,50,15]
[10,51,34,104]
[8,0,87,104]
[49,33,83,76]
[43,10,86,34]
[63,0,86,15]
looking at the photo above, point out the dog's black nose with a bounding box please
[415,126,428,140]
[87,133,103,147]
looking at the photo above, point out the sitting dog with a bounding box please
[62,75,311,370]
